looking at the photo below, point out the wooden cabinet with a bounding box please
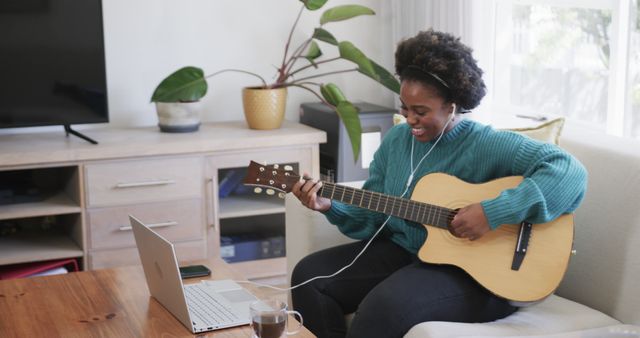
[84,156,202,207]
[83,155,206,269]
[206,146,318,282]
[86,199,203,250]
[0,121,324,280]
[0,166,84,266]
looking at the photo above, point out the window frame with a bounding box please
[488,0,634,137]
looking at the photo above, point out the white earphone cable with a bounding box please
[234,110,457,293]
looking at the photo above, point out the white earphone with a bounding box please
[236,100,460,293]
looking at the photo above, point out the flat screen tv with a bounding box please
[0,0,108,143]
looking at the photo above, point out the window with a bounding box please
[491,0,638,138]
[629,1,640,137]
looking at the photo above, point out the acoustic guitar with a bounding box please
[243,161,574,303]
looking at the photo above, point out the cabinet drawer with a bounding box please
[85,157,202,207]
[87,199,203,250]
[88,240,206,269]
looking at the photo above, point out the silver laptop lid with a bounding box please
[129,215,195,332]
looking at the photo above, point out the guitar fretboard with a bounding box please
[318,182,455,229]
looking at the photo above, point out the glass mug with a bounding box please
[250,299,303,338]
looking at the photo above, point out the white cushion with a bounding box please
[404,295,620,338]
[471,324,640,338]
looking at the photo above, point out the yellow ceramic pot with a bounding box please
[242,87,287,130]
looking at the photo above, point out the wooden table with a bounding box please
[0,258,315,337]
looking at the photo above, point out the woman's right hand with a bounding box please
[291,174,331,212]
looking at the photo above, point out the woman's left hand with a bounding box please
[449,203,491,241]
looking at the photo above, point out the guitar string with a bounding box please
[322,184,523,235]
[329,184,455,216]
[237,113,456,293]
[319,184,524,240]
[323,184,456,228]
[285,174,456,223]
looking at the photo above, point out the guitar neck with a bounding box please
[318,182,454,229]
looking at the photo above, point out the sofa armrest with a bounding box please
[556,126,640,325]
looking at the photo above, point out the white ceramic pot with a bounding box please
[155,101,201,133]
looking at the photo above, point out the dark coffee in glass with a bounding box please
[252,315,286,338]
[249,299,303,338]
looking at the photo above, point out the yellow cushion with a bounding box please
[393,113,407,126]
[507,117,565,145]
[392,114,564,145]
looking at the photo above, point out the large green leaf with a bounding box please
[151,66,207,102]
[358,59,401,94]
[320,5,375,25]
[299,0,327,11]
[338,41,375,76]
[305,41,323,64]
[313,28,338,45]
[335,100,362,162]
[320,83,346,106]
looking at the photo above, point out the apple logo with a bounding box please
[154,261,163,279]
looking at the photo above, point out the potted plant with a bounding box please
[150,0,400,161]
[152,66,207,133]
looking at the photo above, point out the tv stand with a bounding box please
[0,121,324,282]
[64,125,98,144]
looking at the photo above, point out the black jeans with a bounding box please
[291,239,517,338]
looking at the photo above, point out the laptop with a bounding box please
[129,215,258,333]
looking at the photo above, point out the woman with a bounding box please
[290,29,587,338]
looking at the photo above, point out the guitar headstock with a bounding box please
[243,161,300,196]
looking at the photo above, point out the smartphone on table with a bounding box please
[179,264,211,279]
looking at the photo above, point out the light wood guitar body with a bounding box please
[412,173,574,303]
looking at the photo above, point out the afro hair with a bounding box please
[395,29,486,110]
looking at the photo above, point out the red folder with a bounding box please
[0,258,79,280]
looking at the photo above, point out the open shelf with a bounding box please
[219,194,285,219]
[0,193,82,221]
[0,234,83,265]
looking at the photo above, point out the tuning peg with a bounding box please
[278,192,285,199]
[266,189,275,196]
[284,165,293,171]
[254,187,263,194]
[273,164,279,169]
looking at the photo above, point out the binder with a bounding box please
[218,169,246,198]
[0,258,79,280]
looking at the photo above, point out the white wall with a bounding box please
[103,0,396,128]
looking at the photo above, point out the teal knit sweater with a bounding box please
[323,119,588,254]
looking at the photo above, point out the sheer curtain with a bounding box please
[386,0,473,48]
[382,0,495,118]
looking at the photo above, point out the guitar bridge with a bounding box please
[511,221,532,271]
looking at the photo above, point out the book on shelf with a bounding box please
[220,234,285,263]
[218,169,246,198]
[0,258,79,280]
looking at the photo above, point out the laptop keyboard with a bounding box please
[184,283,240,326]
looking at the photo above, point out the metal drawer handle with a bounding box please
[114,179,176,189]
[118,221,178,231]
